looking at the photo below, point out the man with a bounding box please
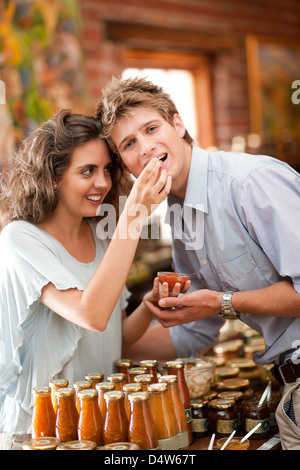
[97,76,300,449]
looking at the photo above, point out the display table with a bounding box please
[187,430,281,450]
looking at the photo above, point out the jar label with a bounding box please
[245,418,269,434]
[158,435,179,450]
[216,419,237,434]
[177,430,190,449]
[192,418,209,433]
[185,407,192,424]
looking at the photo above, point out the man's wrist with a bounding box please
[219,289,240,320]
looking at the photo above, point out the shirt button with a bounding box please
[203,259,208,266]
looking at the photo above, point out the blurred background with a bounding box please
[1,0,300,319]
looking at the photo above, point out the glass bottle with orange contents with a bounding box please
[166,360,193,444]
[95,382,115,422]
[74,380,93,414]
[31,386,56,438]
[84,372,104,389]
[55,388,79,442]
[128,392,159,450]
[107,373,126,391]
[103,391,128,445]
[78,389,103,446]
[139,360,159,382]
[116,359,133,382]
[49,379,69,414]
[123,383,143,421]
[159,375,189,449]
[148,383,178,450]
[128,367,147,383]
[134,374,154,391]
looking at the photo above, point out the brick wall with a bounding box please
[79,0,300,151]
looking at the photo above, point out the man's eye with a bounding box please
[104,164,113,173]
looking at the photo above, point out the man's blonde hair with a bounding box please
[97,76,193,153]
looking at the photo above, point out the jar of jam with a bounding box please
[84,372,104,389]
[78,389,103,445]
[208,399,237,437]
[148,383,178,450]
[103,391,128,445]
[139,360,159,382]
[213,339,243,360]
[214,367,240,384]
[49,379,69,414]
[22,437,60,450]
[218,391,244,430]
[128,367,147,383]
[74,380,93,413]
[166,360,193,444]
[95,382,115,422]
[255,391,281,430]
[202,390,218,402]
[116,359,133,382]
[31,386,56,438]
[123,383,143,421]
[134,374,154,391]
[107,373,126,391]
[55,388,79,442]
[159,375,189,449]
[128,392,159,450]
[241,398,270,439]
[57,440,97,450]
[191,399,209,438]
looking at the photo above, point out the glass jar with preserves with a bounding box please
[166,360,193,444]
[128,367,147,383]
[213,340,244,360]
[139,360,159,382]
[159,375,189,449]
[49,379,69,414]
[56,440,97,450]
[191,399,209,439]
[255,390,281,430]
[22,437,60,450]
[31,386,56,438]
[208,398,237,437]
[241,398,270,439]
[103,391,128,445]
[116,358,133,382]
[96,382,115,422]
[148,383,178,450]
[123,383,143,421]
[128,392,159,450]
[74,380,93,413]
[84,372,104,389]
[218,391,244,430]
[107,373,126,391]
[78,389,103,446]
[55,388,79,442]
[134,374,154,391]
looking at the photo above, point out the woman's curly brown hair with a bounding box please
[0,109,132,231]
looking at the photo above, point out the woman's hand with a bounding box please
[143,277,191,306]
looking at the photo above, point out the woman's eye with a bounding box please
[124,140,134,151]
[81,167,93,176]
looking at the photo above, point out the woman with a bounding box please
[0,109,172,449]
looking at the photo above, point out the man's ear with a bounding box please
[173,113,186,138]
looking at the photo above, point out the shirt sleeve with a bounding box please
[239,162,300,295]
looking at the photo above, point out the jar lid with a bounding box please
[95,381,115,391]
[49,378,69,388]
[139,359,158,367]
[215,367,240,378]
[205,356,226,367]
[134,374,154,384]
[123,383,142,392]
[213,339,243,354]
[128,367,147,376]
[223,378,250,390]
[74,380,93,390]
[107,373,126,383]
[104,391,125,401]
[227,358,257,369]
[116,359,132,367]
[158,375,177,384]
[55,387,75,397]
[103,442,140,450]
[57,440,97,450]
[128,391,149,402]
[22,437,60,450]
[191,398,209,408]
[85,372,104,381]
[78,389,98,399]
[148,383,168,392]
[32,386,51,396]
[218,391,244,401]
[166,360,184,369]
[208,398,235,409]
[202,390,218,401]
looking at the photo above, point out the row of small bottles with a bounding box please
[31,359,193,450]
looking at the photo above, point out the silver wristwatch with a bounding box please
[219,289,240,320]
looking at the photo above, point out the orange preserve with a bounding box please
[159,375,189,449]
[85,372,104,389]
[148,383,178,450]
[31,386,56,438]
[166,360,193,444]
[139,360,159,382]
[116,359,133,382]
[157,272,189,290]
[134,374,154,391]
[49,379,69,414]
[128,392,159,450]
[55,388,79,442]
[123,383,142,421]
[103,391,128,445]
[78,389,103,446]
[95,382,115,422]
[128,367,147,383]
[107,373,126,391]
[74,380,93,413]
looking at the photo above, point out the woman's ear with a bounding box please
[173,113,186,138]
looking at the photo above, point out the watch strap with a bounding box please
[219,289,240,320]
